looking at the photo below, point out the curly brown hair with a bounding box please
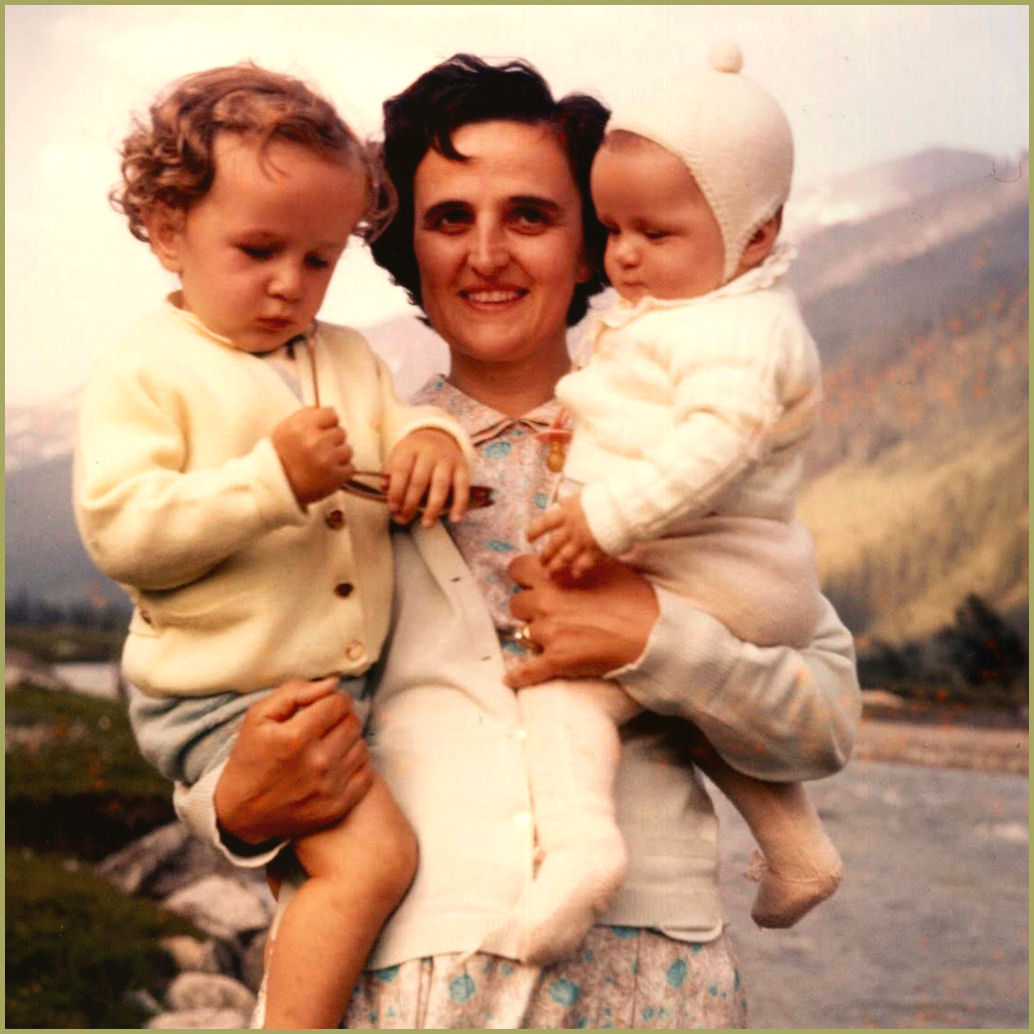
[112,63,393,243]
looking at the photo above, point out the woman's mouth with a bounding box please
[460,288,527,305]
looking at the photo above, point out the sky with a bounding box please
[4,4,1029,407]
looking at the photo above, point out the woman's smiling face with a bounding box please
[412,120,590,378]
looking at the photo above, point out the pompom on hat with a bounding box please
[605,42,794,283]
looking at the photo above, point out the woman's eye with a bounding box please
[428,208,471,233]
[510,207,551,232]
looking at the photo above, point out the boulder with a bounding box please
[4,649,69,693]
[158,934,233,976]
[163,874,274,940]
[147,1007,252,1029]
[98,821,235,897]
[164,971,256,1015]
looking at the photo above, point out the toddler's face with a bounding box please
[152,133,367,352]
[590,138,724,304]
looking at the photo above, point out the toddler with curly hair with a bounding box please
[74,63,474,1028]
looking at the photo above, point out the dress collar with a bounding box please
[414,376,561,445]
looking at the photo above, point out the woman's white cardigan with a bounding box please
[174,521,860,968]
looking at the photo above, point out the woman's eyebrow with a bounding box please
[508,195,562,215]
[419,199,470,221]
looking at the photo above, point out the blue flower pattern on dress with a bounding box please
[346,926,746,1028]
[413,378,561,656]
[548,978,581,1006]
[666,957,687,989]
[450,974,476,1003]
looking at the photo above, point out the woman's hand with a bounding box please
[213,676,373,845]
[505,554,660,688]
[385,428,472,528]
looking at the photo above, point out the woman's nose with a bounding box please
[468,223,508,275]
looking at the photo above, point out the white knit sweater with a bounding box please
[558,247,822,557]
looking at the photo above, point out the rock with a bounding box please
[163,874,274,940]
[158,934,229,975]
[124,987,163,1017]
[861,688,906,711]
[4,649,70,693]
[165,971,256,1014]
[98,821,235,897]
[239,930,269,993]
[147,1007,251,1029]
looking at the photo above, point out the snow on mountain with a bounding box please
[784,147,1028,243]
[5,387,82,474]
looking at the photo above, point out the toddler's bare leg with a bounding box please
[692,734,841,928]
[512,679,640,965]
[262,774,417,1029]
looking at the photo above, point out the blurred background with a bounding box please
[5,5,1027,1028]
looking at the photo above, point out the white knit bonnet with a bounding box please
[605,42,794,283]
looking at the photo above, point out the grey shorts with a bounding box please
[128,675,369,785]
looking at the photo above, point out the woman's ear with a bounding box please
[736,208,781,276]
[146,205,186,274]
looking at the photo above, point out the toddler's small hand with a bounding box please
[385,428,471,527]
[527,494,606,580]
[272,407,355,506]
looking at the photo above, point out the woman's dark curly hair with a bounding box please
[112,62,393,243]
[372,54,610,327]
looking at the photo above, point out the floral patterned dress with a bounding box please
[343,377,748,1029]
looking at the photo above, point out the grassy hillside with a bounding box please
[794,184,1028,650]
[6,687,187,1027]
[800,413,1027,644]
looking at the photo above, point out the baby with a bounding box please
[74,65,474,1028]
[513,44,843,963]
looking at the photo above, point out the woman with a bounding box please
[139,54,859,1028]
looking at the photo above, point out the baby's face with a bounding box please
[154,133,367,352]
[590,137,724,304]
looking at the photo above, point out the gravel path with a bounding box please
[713,757,1028,1029]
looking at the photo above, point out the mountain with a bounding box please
[5,454,129,613]
[6,388,82,476]
[790,152,1028,644]
[5,147,1029,649]
[784,147,1027,242]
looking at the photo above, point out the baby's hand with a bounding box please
[527,494,606,580]
[385,428,471,528]
[272,407,354,507]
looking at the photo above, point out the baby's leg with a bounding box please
[691,735,841,928]
[512,678,641,965]
[631,519,840,925]
[261,774,417,1029]
[630,517,823,647]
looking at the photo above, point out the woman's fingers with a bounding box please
[258,676,340,723]
[509,553,550,590]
